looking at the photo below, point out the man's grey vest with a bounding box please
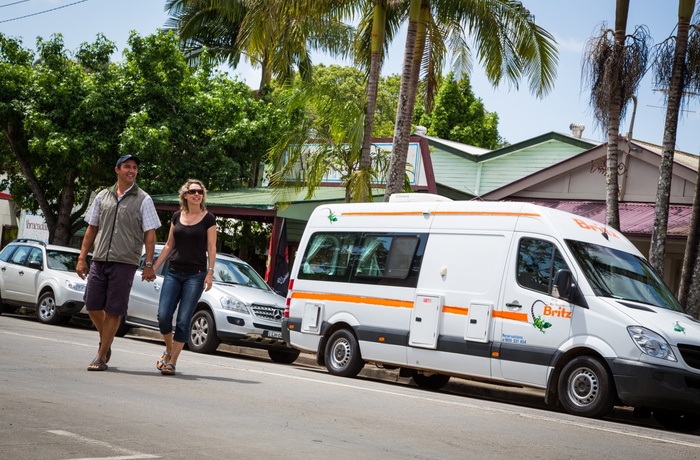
[91,183,148,266]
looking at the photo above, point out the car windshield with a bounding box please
[566,240,683,312]
[211,257,269,291]
[46,250,85,272]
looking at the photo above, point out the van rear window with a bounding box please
[298,232,426,287]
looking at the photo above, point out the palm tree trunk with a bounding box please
[678,173,700,308]
[385,0,428,200]
[358,1,387,203]
[649,0,695,274]
[605,0,629,231]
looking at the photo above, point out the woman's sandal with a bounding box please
[160,362,176,375]
[156,351,172,371]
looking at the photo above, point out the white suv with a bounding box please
[120,244,300,364]
[0,239,88,324]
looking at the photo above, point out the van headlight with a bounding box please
[627,326,677,362]
[65,279,87,292]
[220,296,249,314]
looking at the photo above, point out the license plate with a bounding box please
[264,330,283,339]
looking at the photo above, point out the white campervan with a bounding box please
[282,194,700,431]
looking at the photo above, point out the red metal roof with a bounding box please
[514,200,691,238]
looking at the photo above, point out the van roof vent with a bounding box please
[389,193,452,203]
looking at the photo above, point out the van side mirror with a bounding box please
[552,269,587,308]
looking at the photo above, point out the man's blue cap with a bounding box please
[116,155,140,167]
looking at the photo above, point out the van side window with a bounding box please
[298,232,426,287]
[517,238,569,294]
[300,233,355,280]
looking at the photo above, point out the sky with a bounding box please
[1,0,699,154]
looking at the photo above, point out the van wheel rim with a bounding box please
[567,367,598,407]
[191,317,209,347]
[330,338,351,369]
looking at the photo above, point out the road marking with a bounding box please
[7,330,698,450]
[48,430,159,459]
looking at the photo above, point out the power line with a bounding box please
[0,1,33,9]
[0,0,90,24]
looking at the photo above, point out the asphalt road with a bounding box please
[2,314,700,460]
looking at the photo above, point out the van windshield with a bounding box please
[566,240,684,312]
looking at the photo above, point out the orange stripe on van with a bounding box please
[493,310,529,322]
[291,291,413,308]
[430,211,540,217]
[442,305,469,315]
[341,211,426,216]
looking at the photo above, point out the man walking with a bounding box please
[76,154,161,371]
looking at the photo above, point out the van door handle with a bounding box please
[506,301,522,308]
[415,317,422,322]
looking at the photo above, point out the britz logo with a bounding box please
[573,218,619,239]
[543,305,571,318]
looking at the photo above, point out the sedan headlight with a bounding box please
[65,279,87,293]
[220,296,249,314]
[627,326,677,362]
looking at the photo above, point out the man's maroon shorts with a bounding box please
[84,261,137,316]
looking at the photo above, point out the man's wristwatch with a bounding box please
[145,262,153,268]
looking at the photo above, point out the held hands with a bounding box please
[142,266,156,282]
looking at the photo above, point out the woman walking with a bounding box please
[152,179,217,375]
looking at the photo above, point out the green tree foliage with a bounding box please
[267,64,395,203]
[0,31,284,244]
[420,71,502,149]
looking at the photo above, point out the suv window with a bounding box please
[46,249,82,271]
[27,247,43,266]
[0,245,16,262]
[9,245,32,265]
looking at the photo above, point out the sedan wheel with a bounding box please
[189,309,221,354]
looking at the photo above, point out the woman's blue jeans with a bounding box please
[157,268,207,343]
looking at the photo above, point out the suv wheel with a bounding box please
[189,309,221,354]
[37,291,64,325]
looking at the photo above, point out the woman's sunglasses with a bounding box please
[187,189,204,195]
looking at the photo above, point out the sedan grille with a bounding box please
[251,304,283,322]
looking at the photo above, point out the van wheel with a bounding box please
[189,309,221,354]
[412,370,450,390]
[268,348,301,364]
[325,329,364,377]
[36,291,64,325]
[653,409,700,432]
[558,356,615,418]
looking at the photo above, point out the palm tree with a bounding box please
[353,0,407,202]
[581,0,650,231]
[266,65,392,204]
[649,0,697,276]
[164,0,354,92]
[384,0,558,199]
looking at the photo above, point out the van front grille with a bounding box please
[251,304,283,322]
[677,343,700,370]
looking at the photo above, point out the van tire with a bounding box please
[558,356,614,418]
[325,329,364,377]
[412,370,450,390]
[189,309,221,354]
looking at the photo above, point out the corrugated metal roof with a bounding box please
[518,200,692,237]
